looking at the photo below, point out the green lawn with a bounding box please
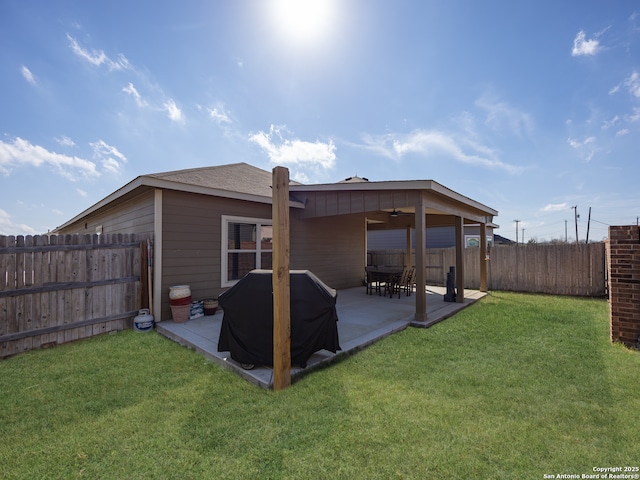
[1,292,639,479]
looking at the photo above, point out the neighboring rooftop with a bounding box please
[338,175,369,183]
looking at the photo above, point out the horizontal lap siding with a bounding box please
[160,191,272,320]
[56,190,155,238]
[290,213,365,289]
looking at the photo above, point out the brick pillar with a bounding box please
[606,226,640,348]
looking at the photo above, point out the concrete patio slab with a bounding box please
[156,285,486,389]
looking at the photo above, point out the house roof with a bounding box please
[54,162,498,231]
[54,163,303,231]
[146,162,301,198]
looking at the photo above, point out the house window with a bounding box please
[221,215,273,287]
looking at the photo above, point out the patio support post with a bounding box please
[153,189,163,321]
[479,222,488,292]
[272,166,291,390]
[414,197,427,322]
[405,226,412,267]
[455,216,465,303]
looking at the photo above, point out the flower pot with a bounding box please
[203,298,218,316]
[170,304,190,323]
[170,295,192,306]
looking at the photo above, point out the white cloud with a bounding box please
[291,170,310,183]
[76,189,88,197]
[616,129,630,137]
[90,140,127,174]
[625,107,640,123]
[568,136,595,148]
[208,107,232,124]
[571,30,601,56]
[0,209,38,236]
[623,71,640,98]
[601,115,620,130]
[475,95,534,137]
[163,99,183,122]
[0,137,98,180]
[249,125,336,169]
[567,136,598,162]
[55,135,76,147]
[20,65,36,86]
[123,83,183,123]
[67,34,130,71]
[123,82,148,108]
[359,129,522,174]
[610,71,640,98]
[541,203,569,213]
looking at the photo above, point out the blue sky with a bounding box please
[1,0,639,242]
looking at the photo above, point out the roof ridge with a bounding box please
[146,162,258,178]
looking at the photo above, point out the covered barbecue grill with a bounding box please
[217,269,340,368]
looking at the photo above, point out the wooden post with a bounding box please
[455,216,465,303]
[414,197,427,322]
[405,226,412,267]
[272,166,291,390]
[480,223,487,292]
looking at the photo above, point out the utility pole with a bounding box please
[514,219,520,245]
[522,228,525,244]
[586,207,591,244]
[572,206,579,244]
[565,220,568,243]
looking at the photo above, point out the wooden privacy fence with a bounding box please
[369,242,607,296]
[0,233,144,359]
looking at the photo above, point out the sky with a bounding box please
[1,0,639,242]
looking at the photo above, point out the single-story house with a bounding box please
[54,162,498,323]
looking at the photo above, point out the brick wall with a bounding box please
[606,226,640,348]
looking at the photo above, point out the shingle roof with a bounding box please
[146,162,284,198]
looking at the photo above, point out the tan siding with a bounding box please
[56,190,154,238]
[160,190,272,320]
[290,213,365,289]
[302,189,422,218]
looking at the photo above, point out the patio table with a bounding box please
[366,266,403,298]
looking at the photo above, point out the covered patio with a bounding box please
[291,178,498,324]
[156,285,487,389]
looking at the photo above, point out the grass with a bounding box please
[1,292,639,479]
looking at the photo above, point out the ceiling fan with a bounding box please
[389,209,412,217]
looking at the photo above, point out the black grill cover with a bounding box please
[217,270,340,368]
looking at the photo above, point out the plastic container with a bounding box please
[133,309,154,332]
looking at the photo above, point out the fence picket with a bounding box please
[369,243,606,296]
[0,233,142,359]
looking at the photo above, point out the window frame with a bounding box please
[221,215,273,287]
